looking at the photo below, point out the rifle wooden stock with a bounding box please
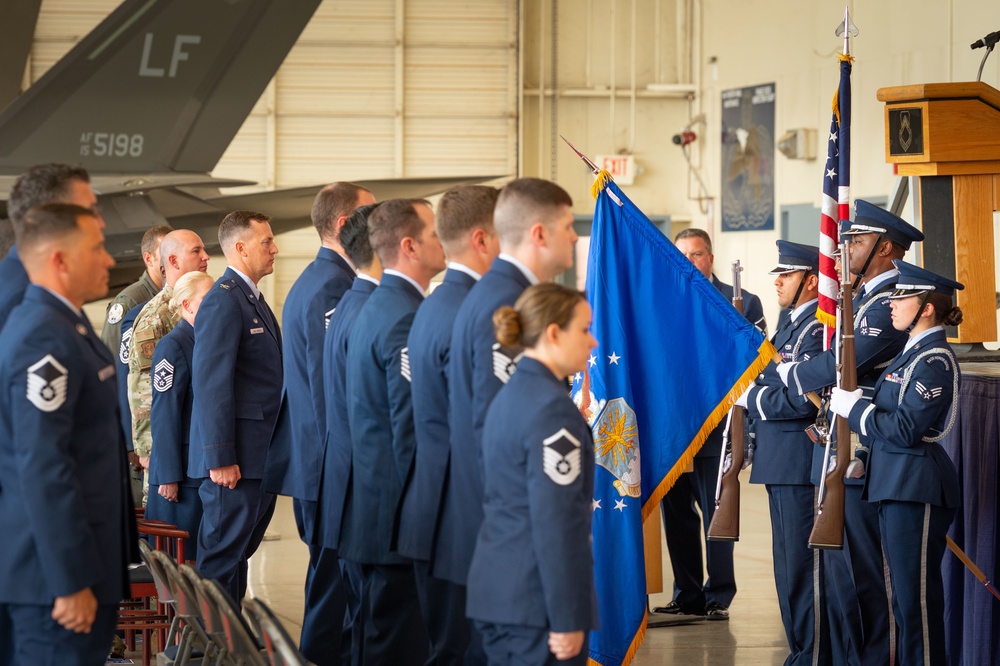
[707,261,745,542]
[809,249,856,550]
[706,405,743,541]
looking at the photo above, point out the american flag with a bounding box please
[817,55,853,328]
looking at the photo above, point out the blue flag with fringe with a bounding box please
[572,173,773,665]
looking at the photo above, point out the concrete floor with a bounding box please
[245,473,791,665]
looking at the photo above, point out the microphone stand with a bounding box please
[972,31,1000,82]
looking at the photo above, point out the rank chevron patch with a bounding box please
[153,358,175,393]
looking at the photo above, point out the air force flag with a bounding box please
[574,172,774,664]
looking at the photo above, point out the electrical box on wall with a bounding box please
[777,128,818,160]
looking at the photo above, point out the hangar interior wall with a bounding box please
[31,0,1000,334]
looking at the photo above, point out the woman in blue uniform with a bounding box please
[830,260,963,666]
[147,271,214,561]
[467,283,598,664]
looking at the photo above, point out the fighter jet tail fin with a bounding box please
[0,0,321,175]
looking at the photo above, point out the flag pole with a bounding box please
[560,135,601,175]
[947,536,1000,602]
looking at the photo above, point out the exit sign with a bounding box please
[595,155,637,185]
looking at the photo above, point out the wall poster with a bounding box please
[721,83,775,231]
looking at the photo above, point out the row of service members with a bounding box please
[261,178,596,665]
[728,202,963,666]
[109,208,284,606]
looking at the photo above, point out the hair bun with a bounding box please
[493,306,522,347]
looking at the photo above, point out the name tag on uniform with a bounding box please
[98,365,115,381]
[250,327,265,335]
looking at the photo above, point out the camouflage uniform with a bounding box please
[100,270,159,353]
[128,285,179,484]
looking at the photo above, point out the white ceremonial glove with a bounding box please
[776,362,797,387]
[830,387,863,418]
[734,385,753,409]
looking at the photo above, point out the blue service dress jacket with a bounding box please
[467,358,596,633]
[787,276,907,487]
[847,328,961,508]
[264,247,355,501]
[317,277,377,552]
[0,286,132,605]
[436,258,532,584]
[396,268,477,562]
[787,276,905,398]
[117,302,147,450]
[189,268,283,479]
[148,319,203,557]
[745,302,824,485]
[341,273,424,565]
[0,246,29,332]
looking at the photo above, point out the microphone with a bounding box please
[971,30,1000,49]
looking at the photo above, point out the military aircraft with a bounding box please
[0,0,500,286]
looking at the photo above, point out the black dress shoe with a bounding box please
[705,602,730,621]
[652,600,704,616]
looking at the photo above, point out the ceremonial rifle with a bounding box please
[706,260,746,542]
[809,238,855,549]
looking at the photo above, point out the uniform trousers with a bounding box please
[660,455,736,611]
[767,484,830,666]
[197,478,276,602]
[823,485,893,666]
[147,482,203,562]
[475,622,589,666]
[1,602,117,665]
[294,497,351,666]
[879,501,956,666]
[358,563,428,666]
[412,559,485,665]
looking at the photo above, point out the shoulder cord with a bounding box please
[856,287,897,371]
[897,347,960,442]
[792,319,823,362]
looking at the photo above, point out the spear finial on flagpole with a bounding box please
[560,135,601,175]
[835,7,858,57]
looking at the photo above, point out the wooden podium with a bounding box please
[876,82,999,343]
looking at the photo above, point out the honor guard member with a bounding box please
[1,164,102,333]
[0,203,134,664]
[147,271,215,561]
[828,261,963,666]
[262,183,374,665]
[436,178,577,601]
[656,227,766,620]
[468,284,597,665]
[100,225,170,352]
[396,185,500,665]
[129,231,210,492]
[318,204,382,663]
[735,241,829,665]
[190,210,282,603]
[340,199,445,665]
[778,201,924,666]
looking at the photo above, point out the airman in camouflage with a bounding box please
[100,225,170,353]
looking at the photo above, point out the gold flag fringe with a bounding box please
[816,310,837,329]
[591,169,613,200]
[587,614,647,666]
[642,337,778,522]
